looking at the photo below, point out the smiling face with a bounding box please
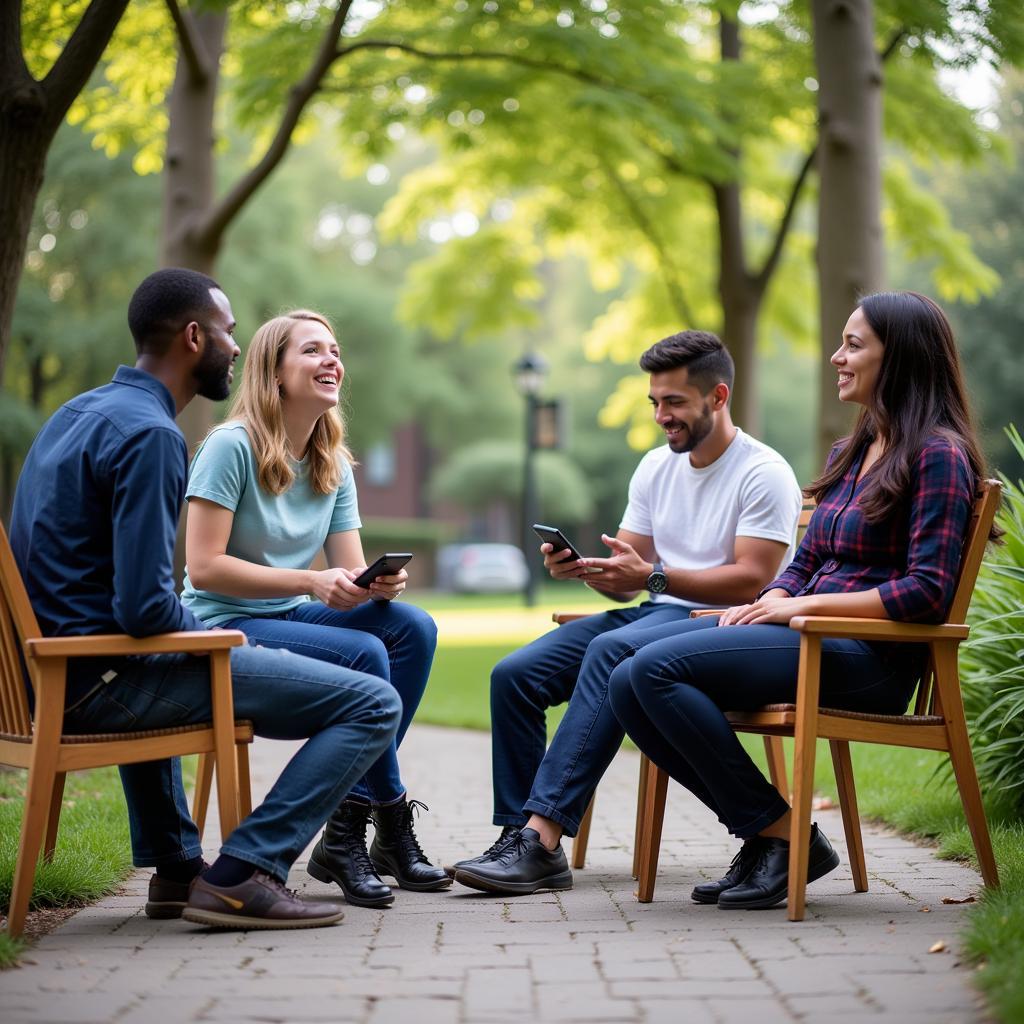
[276,319,343,413]
[648,367,718,454]
[193,288,240,401]
[832,306,884,408]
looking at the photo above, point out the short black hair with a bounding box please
[638,330,734,394]
[127,268,222,355]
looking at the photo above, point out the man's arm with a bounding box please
[110,428,206,636]
[580,530,789,606]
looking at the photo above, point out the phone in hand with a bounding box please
[352,552,413,588]
[531,524,603,573]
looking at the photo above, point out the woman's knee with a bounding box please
[345,631,391,679]
[387,601,438,650]
[607,659,638,718]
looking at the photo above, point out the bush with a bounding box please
[961,425,1024,809]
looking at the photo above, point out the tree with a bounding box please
[0,0,130,385]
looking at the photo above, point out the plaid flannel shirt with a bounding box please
[766,435,975,624]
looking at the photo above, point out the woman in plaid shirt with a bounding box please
[608,291,990,910]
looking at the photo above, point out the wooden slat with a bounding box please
[26,629,246,659]
[789,617,968,642]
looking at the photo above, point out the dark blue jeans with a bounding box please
[608,616,919,838]
[221,599,437,804]
[63,643,401,879]
[490,602,697,836]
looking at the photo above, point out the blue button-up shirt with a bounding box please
[10,366,205,701]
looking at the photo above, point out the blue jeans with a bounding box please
[221,600,437,804]
[608,616,919,838]
[63,643,401,879]
[490,602,697,836]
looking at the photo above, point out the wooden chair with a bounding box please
[635,480,1002,920]
[564,498,815,898]
[0,522,254,938]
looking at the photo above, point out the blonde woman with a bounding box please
[183,310,449,908]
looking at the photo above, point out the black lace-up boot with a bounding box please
[369,797,452,891]
[308,798,394,907]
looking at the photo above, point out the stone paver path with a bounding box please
[2,725,986,1023]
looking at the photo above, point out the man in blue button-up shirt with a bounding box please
[10,269,400,929]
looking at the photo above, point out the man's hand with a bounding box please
[310,568,373,611]
[718,590,809,626]
[578,535,651,593]
[541,543,591,581]
[367,567,408,602]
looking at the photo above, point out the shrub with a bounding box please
[961,425,1024,809]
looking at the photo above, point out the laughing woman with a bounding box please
[607,291,993,910]
[182,310,449,907]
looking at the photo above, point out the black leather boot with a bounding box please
[308,798,394,908]
[369,797,452,891]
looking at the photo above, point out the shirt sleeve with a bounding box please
[328,460,362,534]
[736,460,802,545]
[109,427,206,636]
[619,454,654,536]
[185,427,248,512]
[876,439,975,623]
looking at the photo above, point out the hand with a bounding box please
[541,542,590,581]
[309,567,372,611]
[718,593,811,626]
[577,535,651,593]
[368,567,408,602]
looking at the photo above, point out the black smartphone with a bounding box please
[531,524,603,573]
[352,552,413,588]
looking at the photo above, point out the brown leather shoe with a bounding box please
[145,874,192,920]
[182,871,344,930]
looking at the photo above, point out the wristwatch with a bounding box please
[645,561,669,594]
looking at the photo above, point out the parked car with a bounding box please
[436,543,530,593]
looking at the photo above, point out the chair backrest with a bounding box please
[913,479,1002,715]
[0,522,41,737]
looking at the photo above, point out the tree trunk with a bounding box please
[811,0,884,464]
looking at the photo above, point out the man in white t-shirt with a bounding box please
[450,330,802,895]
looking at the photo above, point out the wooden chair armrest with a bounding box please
[26,629,247,659]
[690,608,726,618]
[788,616,969,643]
[552,612,597,626]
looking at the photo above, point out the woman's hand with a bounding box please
[541,543,590,581]
[367,567,408,602]
[310,568,372,611]
[718,591,812,626]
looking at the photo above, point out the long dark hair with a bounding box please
[807,291,991,532]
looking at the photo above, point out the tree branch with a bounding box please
[40,0,130,129]
[194,0,356,251]
[598,153,694,326]
[1,2,32,91]
[164,0,210,83]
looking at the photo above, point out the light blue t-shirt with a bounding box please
[181,422,361,626]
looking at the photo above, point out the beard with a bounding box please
[667,400,713,453]
[194,339,234,401]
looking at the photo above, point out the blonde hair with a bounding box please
[224,310,352,496]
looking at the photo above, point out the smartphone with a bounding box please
[352,552,413,588]
[531,524,603,573]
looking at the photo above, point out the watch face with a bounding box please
[647,571,669,594]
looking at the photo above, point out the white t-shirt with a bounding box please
[619,428,802,608]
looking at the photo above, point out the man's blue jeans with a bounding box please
[221,599,437,804]
[63,643,401,880]
[490,601,697,836]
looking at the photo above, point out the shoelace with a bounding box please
[331,809,377,875]
[395,799,431,863]
[254,871,302,901]
[492,829,534,866]
[480,825,521,861]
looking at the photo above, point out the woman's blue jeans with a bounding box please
[222,599,437,804]
[608,616,919,839]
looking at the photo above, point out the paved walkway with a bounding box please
[3,725,986,1023]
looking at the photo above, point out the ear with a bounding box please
[183,320,203,354]
[711,382,730,410]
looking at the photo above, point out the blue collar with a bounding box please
[112,365,177,419]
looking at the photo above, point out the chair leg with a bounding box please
[829,740,868,892]
[191,753,214,844]
[210,650,241,840]
[632,754,651,879]
[764,736,789,800]
[237,744,252,819]
[571,795,595,870]
[42,772,67,863]
[787,637,821,922]
[933,645,1000,888]
[636,762,668,903]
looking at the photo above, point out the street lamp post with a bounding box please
[513,352,548,607]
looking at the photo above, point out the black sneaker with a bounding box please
[453,827,573,895]
[444,825,522,878]
[718,823,840,910]
[691,837,767,905]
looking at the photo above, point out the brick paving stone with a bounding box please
[1,724,991,1024]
